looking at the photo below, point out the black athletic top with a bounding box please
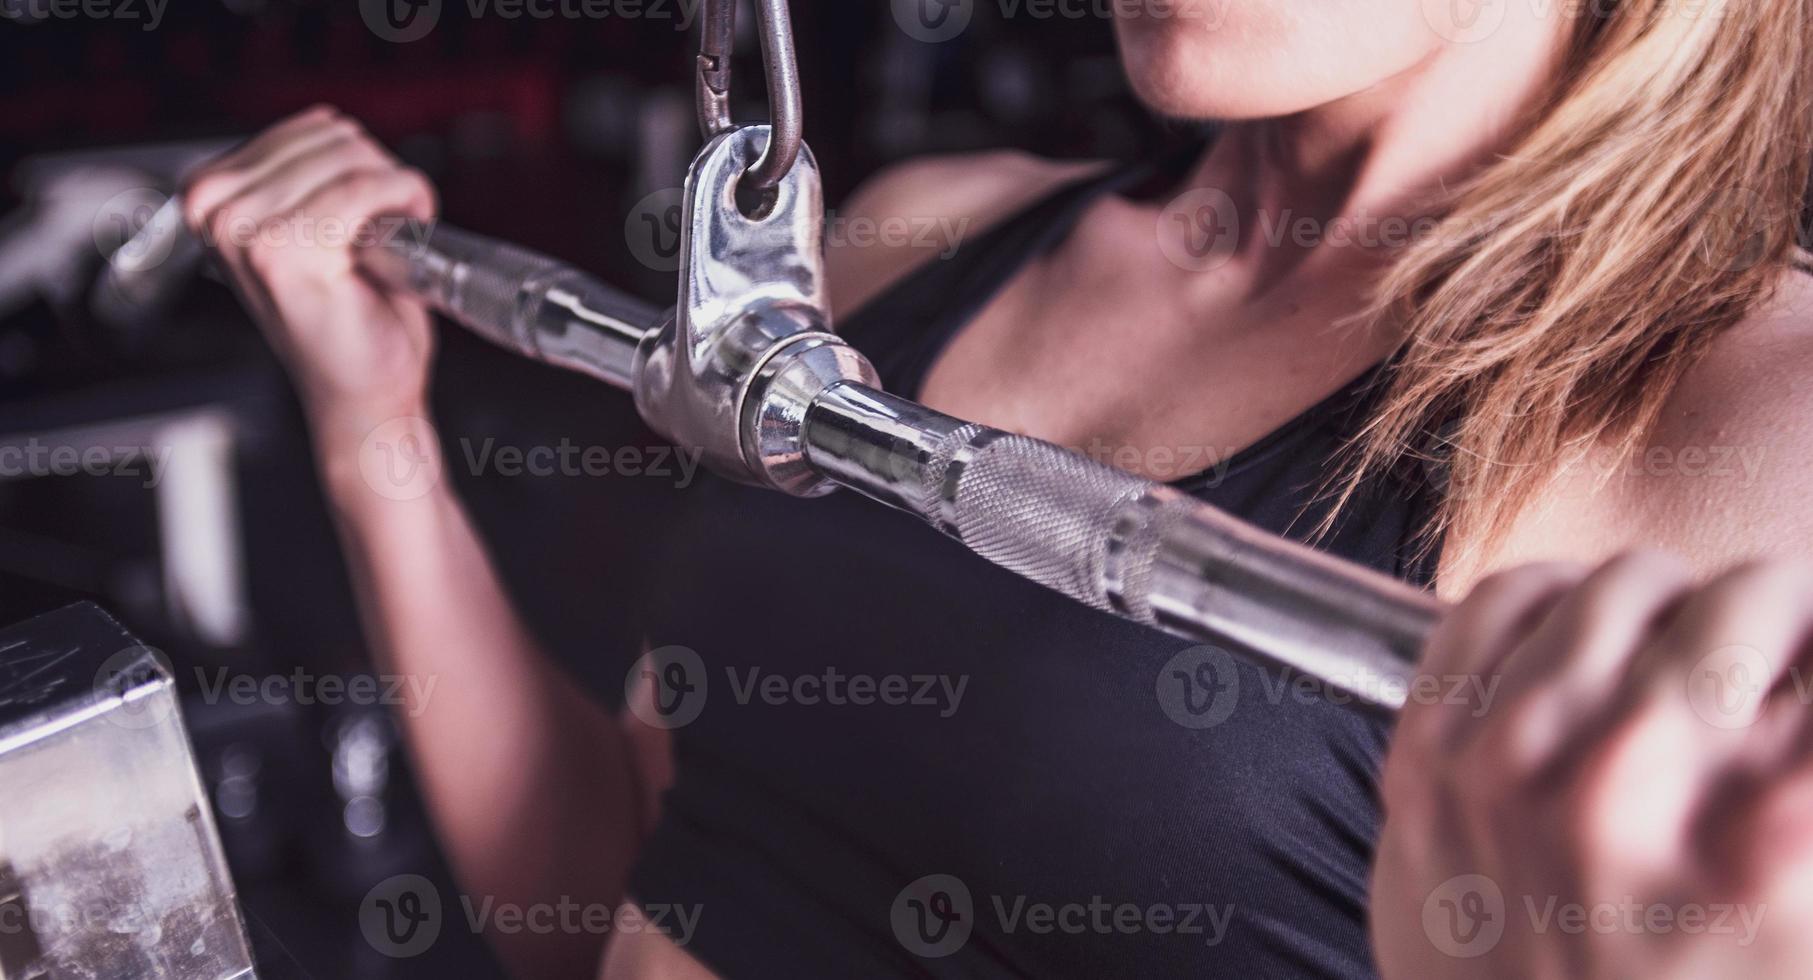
[626,157,1442,977]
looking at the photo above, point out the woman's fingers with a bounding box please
[183,105,355,233]
[1544,560,1813,897]
[202,143,412,293]
[1379,556,1813,979]
[253,164,436,340]
[1629,559,1813,732]
[1423,561,1584,676]
[1475,551,1698,769]
[1517,551,1696,695]
[1410,560,1583,747]
[169,108,440,430]
[205,133,398,248]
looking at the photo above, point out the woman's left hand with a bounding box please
[1372,552,1813,980]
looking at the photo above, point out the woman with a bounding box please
[181,0,1813,974]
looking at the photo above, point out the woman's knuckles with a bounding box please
[1670,560,1813,646]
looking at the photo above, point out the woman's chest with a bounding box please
[912,256,1401,482]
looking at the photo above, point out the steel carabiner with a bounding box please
[695,0,803,194]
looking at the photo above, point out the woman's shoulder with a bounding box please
[1609,259,1813,560]
[824,150,1109,317]
[1464,260,1813,585]
[1663,258,1813,441]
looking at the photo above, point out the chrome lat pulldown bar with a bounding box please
[114,0,1446,711]
[354,125,1446,712]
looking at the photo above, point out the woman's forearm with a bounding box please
[314,412,644,978]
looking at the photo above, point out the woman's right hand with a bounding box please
[182,105,438,444]
[1373,553,1813,979]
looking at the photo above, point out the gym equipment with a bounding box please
[0,603,255,979]
[110,3,1447,710]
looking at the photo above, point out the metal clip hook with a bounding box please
[695,0,804,195]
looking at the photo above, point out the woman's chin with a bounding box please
[1115,17,1440,122]
[1122,60,1356,122]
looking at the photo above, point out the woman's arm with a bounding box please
[317,435,645,978]
[183,106,644,978]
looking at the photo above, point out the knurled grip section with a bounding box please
[933,432,1151,612]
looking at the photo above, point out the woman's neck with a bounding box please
[1187,9,1571,290]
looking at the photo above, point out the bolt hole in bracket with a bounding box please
[633,125,879,497]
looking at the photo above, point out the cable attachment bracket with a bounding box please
[634,125,878,497]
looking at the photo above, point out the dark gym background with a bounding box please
[0,2,1164,976]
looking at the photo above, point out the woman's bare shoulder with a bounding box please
[1654,260,1813,456]
[1604,260,1813,562]
[824,150,1109,318]
[1471,261,1813,585]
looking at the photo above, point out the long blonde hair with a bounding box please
[1329,0,1813,562]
